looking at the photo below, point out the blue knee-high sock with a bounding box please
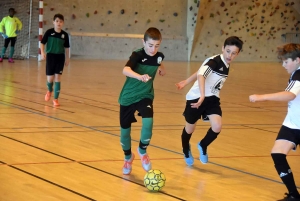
[1,47,7,58]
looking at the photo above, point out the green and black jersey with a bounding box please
[119,48,165,106]
[41,28,70,54]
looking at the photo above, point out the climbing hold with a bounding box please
[147,19,151,23]
[220,2,225,7]
[135,12,138,15]
[72,14,76,19]
[100,23,104,26]
[120,9,125,14]
[94,10,98,14]
[50,8,54,11]
[86,13,90,17]
[73,5,76,8]
[135,20,138,23]
[108,10,112,14]
[210,13,214,18]
[159,19,165,22]
[173,12,178,17]
[189,6,193,11]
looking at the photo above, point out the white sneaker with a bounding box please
[137,148,152,172]
[122,153,135,175]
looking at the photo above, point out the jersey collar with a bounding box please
[220,54,229,68]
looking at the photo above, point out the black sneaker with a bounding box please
[277,193,300,201]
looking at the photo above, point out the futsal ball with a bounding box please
[144,169,166,191]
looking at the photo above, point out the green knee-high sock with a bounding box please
[121,127,131,160]
[1,47,7,58]
[139,118,153,154]
[54,82,61,99]
[47,82,53,92]
[9,47,14,58]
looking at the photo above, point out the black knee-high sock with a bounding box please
[181,127,192,158]
[271,153,300,198]
[200,127,219,155]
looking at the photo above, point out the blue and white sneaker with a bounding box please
[184,144,194,166]
[198,142,208,164]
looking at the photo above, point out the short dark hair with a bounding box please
[9,8,15,12]
[144,27,162,41]
[224,36,243,52]
[53,14,64,21]
[277,43,300,60]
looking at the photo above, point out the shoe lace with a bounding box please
[142,154,150,164]
[123,160,132,169]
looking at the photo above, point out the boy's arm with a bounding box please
[249,91,296,102]
[175,71,197,90]
[40,43,46,60]
[65,48,70,66]
[123,67,151,82]
[190,74,205,108]
[15,17,22,33]
[0,18,6,36]
[158,62,166,76]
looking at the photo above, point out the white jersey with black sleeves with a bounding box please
[283,67,300,129]
[186,54,229,100]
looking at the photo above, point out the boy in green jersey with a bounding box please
[40,14,70,106]
[119,27,166,175]
[0,8,22,63]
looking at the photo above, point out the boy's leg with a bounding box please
[272,126,300,200]
[0,38,10,61]
[137,98,153,171]
[45,76,54,101]
[52,54,65,106]
[198,114,221,164]
[120,104,136,175]
[182,123,196,166]
[8,37,16,63]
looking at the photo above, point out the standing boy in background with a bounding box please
[0,8,22,63]
[250,43,300,201]
[176,36,243,166]
[119,27,166,175]
[41,14,70,106]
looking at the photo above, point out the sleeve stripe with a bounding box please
[285,80,295,91]
[203,67,212,78]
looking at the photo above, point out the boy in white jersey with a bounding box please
[176,36,243,166]
[250,43,300,201]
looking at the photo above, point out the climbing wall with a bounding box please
[190,0,300,61]
[42,0,187,37]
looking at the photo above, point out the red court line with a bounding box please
[0,155,299,166]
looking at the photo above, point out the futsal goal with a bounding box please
[0,0,37,59]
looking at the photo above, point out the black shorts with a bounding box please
[4,37,17,47]
[46,53,65,75]
[276,125,300,150]
[183,96,222,124]
[120,98,153,128]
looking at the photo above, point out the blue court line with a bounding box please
[0,101,299,190]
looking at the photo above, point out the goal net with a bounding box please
[0,0,32,59]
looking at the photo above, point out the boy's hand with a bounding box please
[65,59,70,66]
[139,74,152,82]
[41,52,46,60]
[191,97,204,108]
[249,94,262,102]
[175,80,187,90]
[158,68,166,76]
[1,33,8,39]
[15,30,20,34]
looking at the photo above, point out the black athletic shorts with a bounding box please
[276,125,300,150]
[4,37,17,47]
[46,53,65,75]
[183,96,222,124]
[120,98,153,128]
